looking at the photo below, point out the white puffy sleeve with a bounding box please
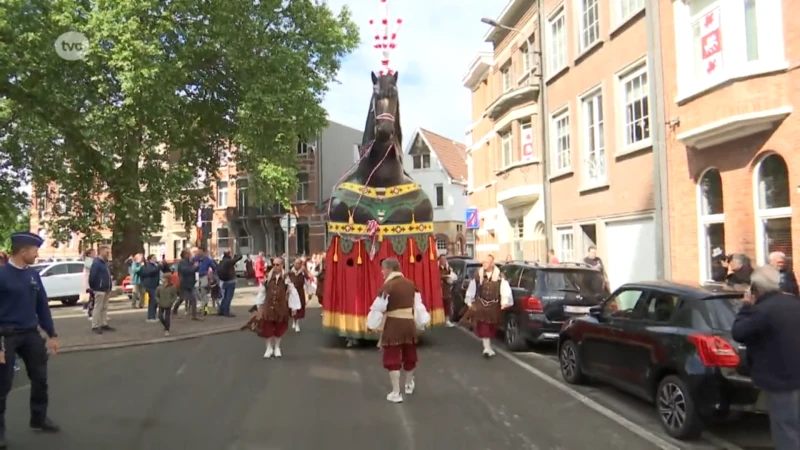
[413,292,431,329]
[500,279,514,308]
[446,270,457,284]
[366,294,388,331]
[286,279,302,311]
[254,284,267,306]
[464,279,477,306]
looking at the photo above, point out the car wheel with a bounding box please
[504,314,528,352]
[656,375,703,439]
[559,340,586,384]
[61,296,79,307]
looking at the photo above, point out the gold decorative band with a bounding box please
[327,221,434,236]
[338,182,421,199]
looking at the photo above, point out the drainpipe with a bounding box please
[646,0,671,279]
[537,0,552,252]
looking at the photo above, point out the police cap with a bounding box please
[10,232,44,248]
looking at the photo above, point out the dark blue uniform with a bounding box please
[0,233,59,445]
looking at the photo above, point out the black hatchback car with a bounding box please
[498,262,608,351]
[558,281,761,440]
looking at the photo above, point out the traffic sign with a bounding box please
[466,208,479,229]
[280,213,297,232]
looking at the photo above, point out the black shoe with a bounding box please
[100,325,116,332]
[224,313,236,318]
[30,417,60,433]
[92,328,103,335]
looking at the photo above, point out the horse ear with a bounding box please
[371,71,378,84]
[392,71,399,83]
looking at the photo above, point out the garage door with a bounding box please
[605,218,657,291]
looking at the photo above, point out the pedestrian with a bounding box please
[437,255,457,327]
[460,255,513,358]
[315,255,325,313]
[192,248,217,315]
[768,251,799,296]
[366,258,430,403]
[548,249,559,264]
[731,266,800,449]
[244,255,255,284]
[253,252,266,286]
[156,272,178,336]
[140,255,161,323]
[217,251,241,317]
[0,232,61,448]
[725,253,753,286]
[128,254,145,309]
[173,249,200,320]
[81,249,96,320]
[253,257,301,358]
[288,258,310,333]
[89,246,115,334]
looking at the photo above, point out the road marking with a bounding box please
[457,328,681,450]
[700,432,748,450]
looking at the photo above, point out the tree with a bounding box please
[0,0,359,274]
[0,198,29,253]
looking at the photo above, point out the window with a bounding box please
[434,184,444,208]
[216,228,230,252]
[297,141,314,156]
[754,154,792,269]
[674,0,785,96]
[237,178,248,216]
[520,44,533,77]
[520,121,534,161]
[43,264,68,277]
[66,263,84,274]
[602,289,646,318]
[557,228,574,263]
[698,169,726,281]
[296,224,310,255]
[547,10,567,75]
[219,149,230,166]
[501,65,512,93]
[216,181,228,208]
[643,293,678,322]
[618,0,645,23]
[295,173,309,202]
[68,233,76,249]
[511,218,524,260]
[500,132,513,168]
[436,238,448,256]
[581,90,606,184]
[238,228,250,249]
[37,229,47,248]
[413,154,430,169]
[551,110,571,172]
[37,193,47,220]
[579,0,600,51]
[619,65,650,148]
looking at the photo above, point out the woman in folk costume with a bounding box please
[367,258,431,403]
[437,255,457,327]
[287,258,313,332]
[253,257,302,358]
[461,255,513,358]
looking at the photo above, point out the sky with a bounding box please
[321,0,502,146]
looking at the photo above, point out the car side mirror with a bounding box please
[589,306,602,318]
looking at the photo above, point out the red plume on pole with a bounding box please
[369,0,402,75]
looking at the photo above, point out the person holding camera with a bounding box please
[732,265,800,449]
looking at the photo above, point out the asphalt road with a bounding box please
[6,317,673,450]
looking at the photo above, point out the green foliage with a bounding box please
[0,0,359,257]
[0,205,30,253]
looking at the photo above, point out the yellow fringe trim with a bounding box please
[322,308,446,333]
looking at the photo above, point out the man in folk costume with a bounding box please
[287,258,311,333]
[367,258,431,403]
[437,255,457,327]
[254,257,302,358]
[462,255,513,358]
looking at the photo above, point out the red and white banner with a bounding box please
[700,8,723,75]
[521,128,534,162]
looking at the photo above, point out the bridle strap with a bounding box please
[376,113,395,122]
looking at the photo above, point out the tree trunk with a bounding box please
[110,219,145,283]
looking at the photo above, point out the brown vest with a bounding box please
[262,274,290,322]
[439,265,452,300]
[288,269,306,299]
[379,276,418,346]
[470,269,503,325]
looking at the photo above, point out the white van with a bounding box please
[31,261,86,306]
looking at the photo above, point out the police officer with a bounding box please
[0,232,60,448]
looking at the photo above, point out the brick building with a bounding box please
[659,0,797,281]
[463,0,548,263]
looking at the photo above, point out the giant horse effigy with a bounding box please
[322,1,445,341]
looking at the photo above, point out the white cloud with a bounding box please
[322,0,500,145]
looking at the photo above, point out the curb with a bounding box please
[59,325,243,354]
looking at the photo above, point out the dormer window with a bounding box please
[409,136,431,169]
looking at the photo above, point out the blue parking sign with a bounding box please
[466,208,479,229]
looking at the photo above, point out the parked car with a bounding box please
[498,262,608,351]
[31,261,87,306]
[557,281,760,440]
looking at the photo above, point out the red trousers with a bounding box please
[258,320,288,338]
[382,343,418,371]
[293,299,306,319]
[474,321,497,338]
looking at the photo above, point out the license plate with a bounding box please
[564,305,591,314]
